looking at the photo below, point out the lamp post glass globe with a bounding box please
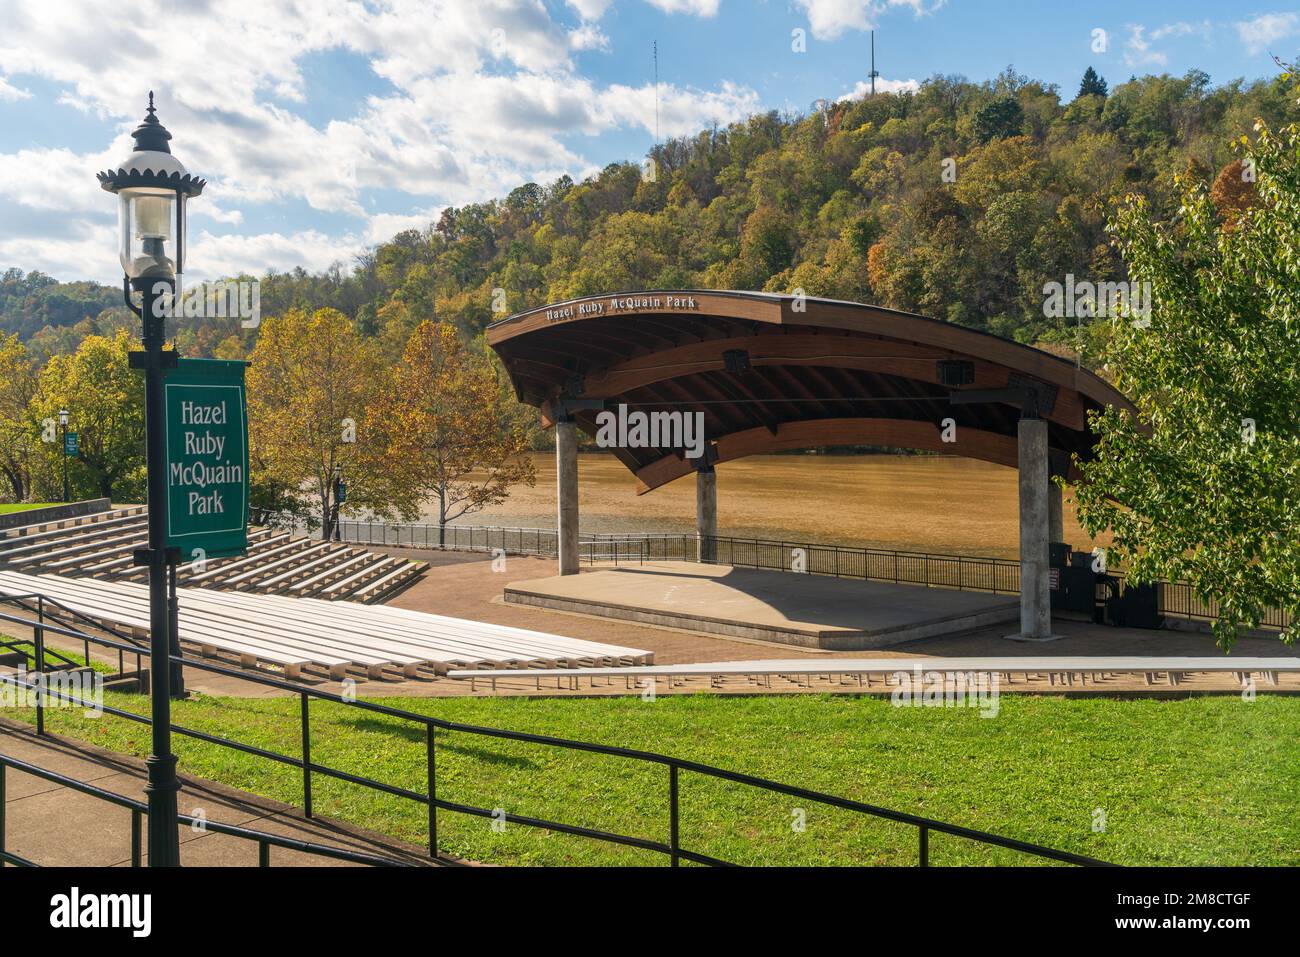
[58,408,69,427]
[119,187,179,280]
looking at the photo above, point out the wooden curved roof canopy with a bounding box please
[487,291,1132,495]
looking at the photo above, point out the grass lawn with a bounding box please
[0,503,55,515]
[6,690,1297,866]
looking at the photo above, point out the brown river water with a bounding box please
[433,453,1106,560]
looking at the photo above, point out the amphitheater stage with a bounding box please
[503,562,1020,650]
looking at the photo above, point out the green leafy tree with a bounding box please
[0,334,38,501]
[1073,119,1300,648]
[1077,67,1108,99]
[972,96,1025,143]
[32,330,145,501]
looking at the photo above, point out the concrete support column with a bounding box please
[1048,478,1065,545]
[696,466,717,563]
[556,419,579,575]
[1016,417,1053,639]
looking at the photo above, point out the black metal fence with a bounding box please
[337,520,560,556]
[250,514,1291,632]
[590,533,1024,595]
[334,521,650,566]
[0,596,1110,867]
[1134,576,1290,632]
[329,521,1024,595]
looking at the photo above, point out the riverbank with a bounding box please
[435,453,1107,560]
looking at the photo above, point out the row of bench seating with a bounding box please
[0,568,652,680]
[0,507,425,604]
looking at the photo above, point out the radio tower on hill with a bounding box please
[653,40,660,146]
[869,30,880,96]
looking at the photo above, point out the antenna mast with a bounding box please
[869,30,880,96]
[653,40,660,145]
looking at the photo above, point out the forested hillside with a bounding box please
[5,67,1296,366]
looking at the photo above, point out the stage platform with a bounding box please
[503,562,1020,650]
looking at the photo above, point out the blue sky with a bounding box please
[0,0,1295,284]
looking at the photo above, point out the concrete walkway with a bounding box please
[0,721,441,867]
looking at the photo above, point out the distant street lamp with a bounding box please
[97,92,206,868]
[332,465,345,541]
[58,408,69,502]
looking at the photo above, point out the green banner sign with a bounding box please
[64,432,78,457]
[164,358,249,560]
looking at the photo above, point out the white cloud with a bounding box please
[0,75,31,101]
[1122,20,1216,68]
[644,0,722,16]
[569,22,611,51]
[1150,21,1213,42]
[1235,12,1300,54]
[0,0,763,281]
[365,208,443,244]
[0,221,368,286]
[1123,25,1168,68]
[599,80,761,137]
[189,228,367,281]
[837,76,921,100]
[796,0,943,41]
[0,146,115,213]
[566,0,613,18]
[0,225,115,283]
[0,0,602,221]
[193,203,244,226]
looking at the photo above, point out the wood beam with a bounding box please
[631,417,1085,493]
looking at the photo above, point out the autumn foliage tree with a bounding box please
[246,307,411,535]
[371,320,534,541]
[1210,158,1258,227]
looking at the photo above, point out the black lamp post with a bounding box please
[58,408,69,502]
[97,92,205,868]
[332,465,344,542]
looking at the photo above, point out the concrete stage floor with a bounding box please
[504,561,1020,649]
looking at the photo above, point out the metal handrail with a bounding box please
[0,751,411,867]
[0,596,1112,868]
[0,590,145,649]
[0,593,145,712]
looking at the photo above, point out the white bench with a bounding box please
[0,516,149,556]
[223,542,338,588]
[255,547,362,591]
[0,568,652,679]
[0,506,144,540]
[183,534,301,583]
